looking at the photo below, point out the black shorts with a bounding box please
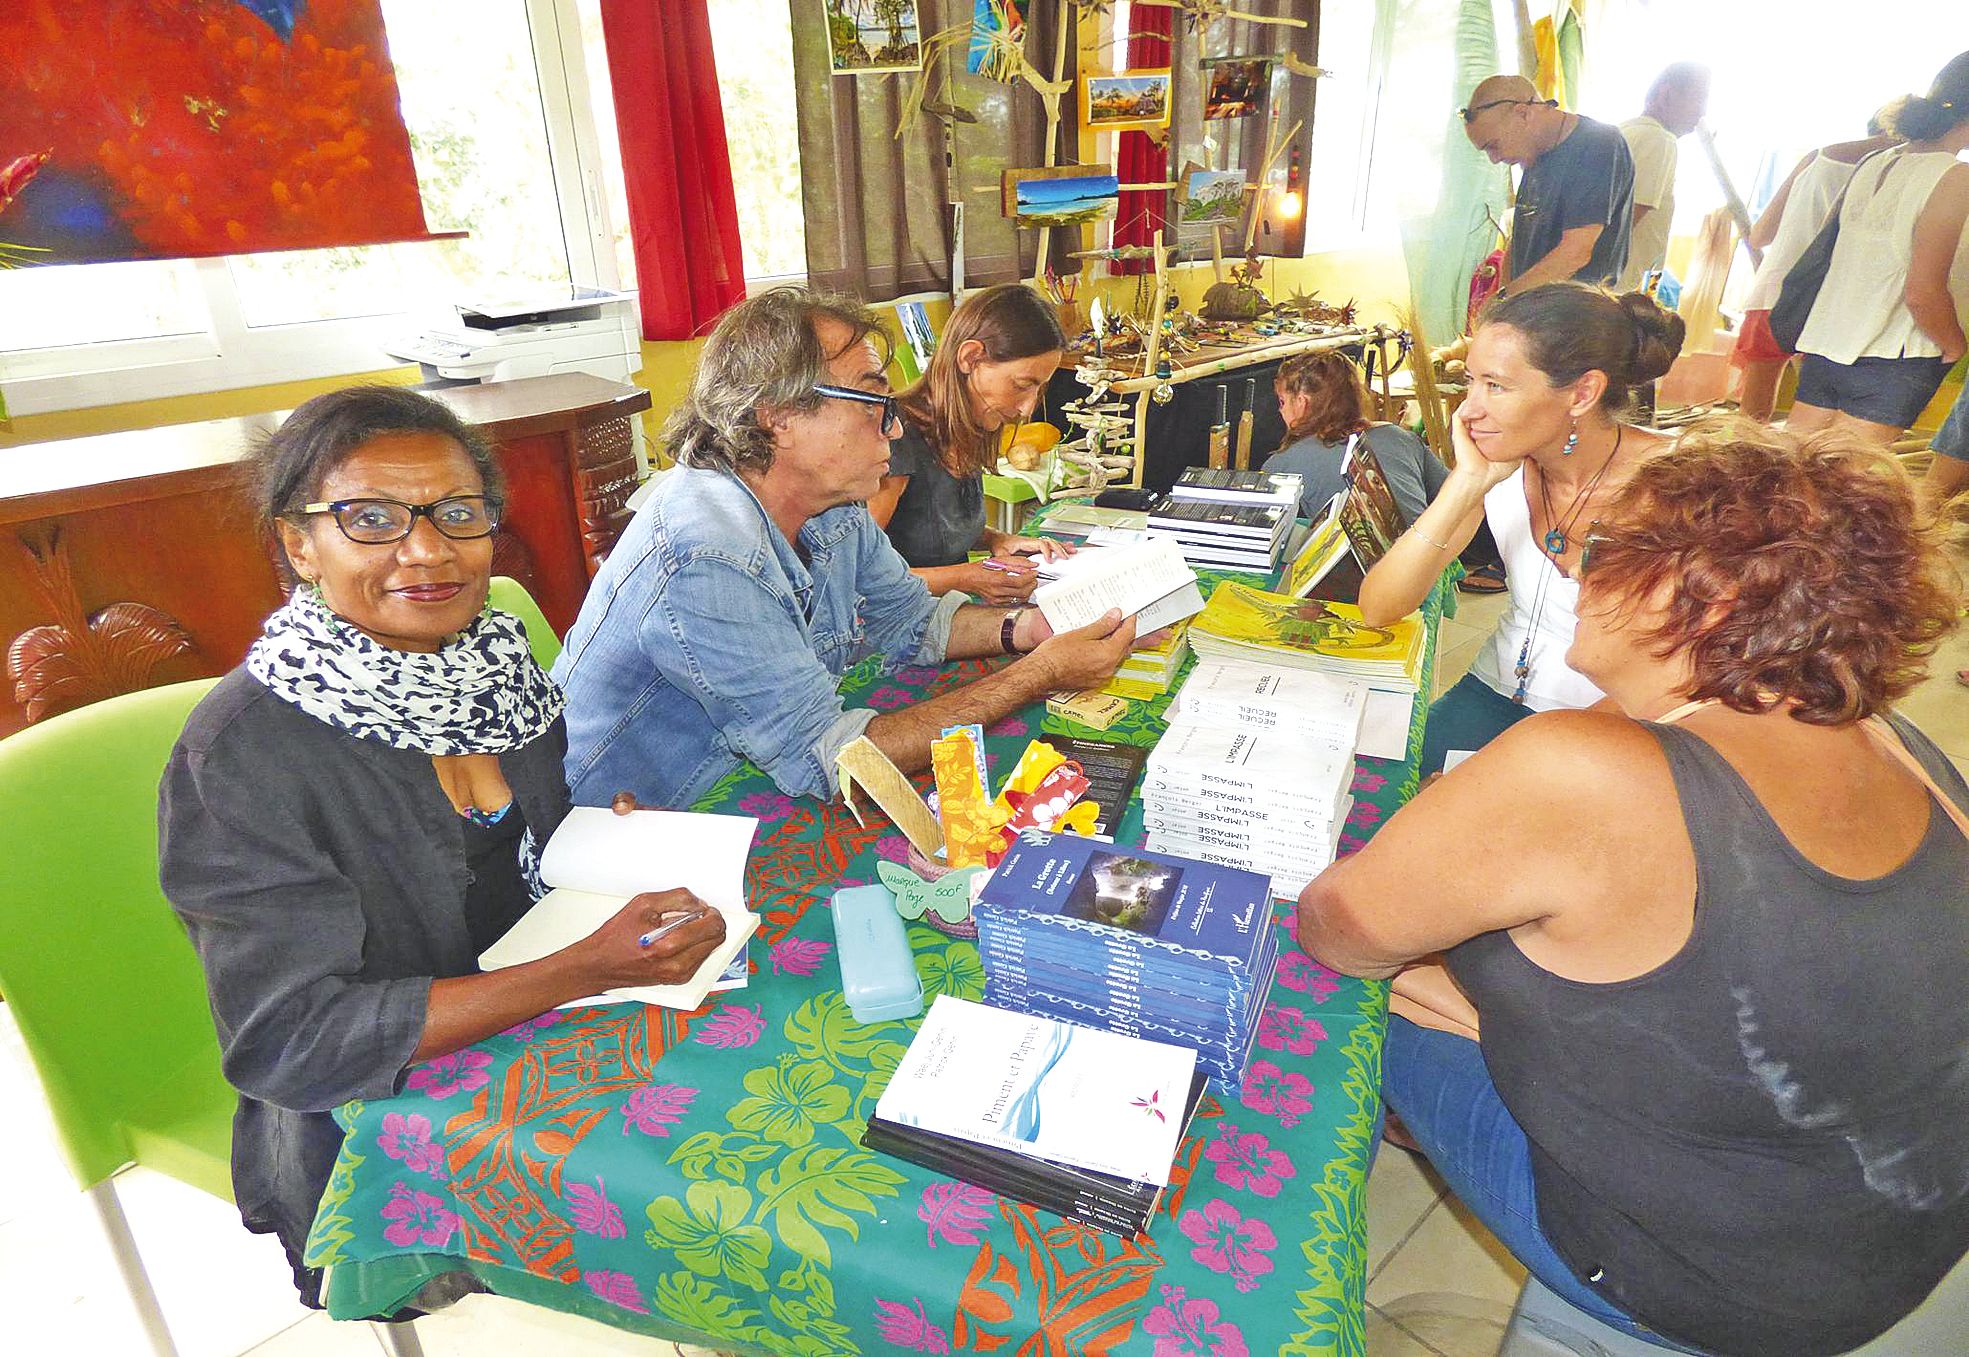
[1794,353,1952,430]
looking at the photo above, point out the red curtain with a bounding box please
[1109,5,1173,276]
[598,0,747,340]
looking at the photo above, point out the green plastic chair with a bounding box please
[489,575,562,669]
[0,679,425,1357]
[0,679,228,1354]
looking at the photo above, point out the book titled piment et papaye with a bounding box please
[872,995,1198,1187]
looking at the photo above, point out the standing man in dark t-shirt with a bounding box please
[1463,74,1636,296]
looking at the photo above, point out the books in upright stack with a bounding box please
[1141,714,1357,896]
[974,833,1278,1095]
[865,995,1206,1238]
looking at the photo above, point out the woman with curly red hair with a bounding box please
[1299,421,1969,1356]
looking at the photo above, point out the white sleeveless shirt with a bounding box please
[1796,149,1969,365]
[1741,153,1860,312]
[1466,468,1607,712]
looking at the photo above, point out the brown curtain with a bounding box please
[1154,1,1320,261]
[793,0,1070,300]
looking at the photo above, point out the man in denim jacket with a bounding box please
[554,287,1139,808]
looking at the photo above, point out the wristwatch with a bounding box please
[1001,607,1028,655]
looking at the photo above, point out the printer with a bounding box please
[384,289,642,386]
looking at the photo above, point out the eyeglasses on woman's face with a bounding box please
[812,382,903,438]
[292,495,501,545]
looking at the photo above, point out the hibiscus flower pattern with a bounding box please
[1177,1199,1277,1292]
[770,935,832,977]
[375,1112,444,1177]
[868,684,914,711]
[986,713,1027,738]
[1204,1123,1296,1198]
[737,791,795,823]
[1256,1004,1327,1057]
[403,1049,492,1099]
[1240,1060,1316,1129]
[378,1181,457,1249]
[1274,951,1342,1002]
[1141,1283,1251,1356]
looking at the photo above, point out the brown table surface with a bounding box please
[0,373,650,526]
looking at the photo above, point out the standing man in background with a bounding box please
[1616,63,1712,292]
[1463,73,1636,297]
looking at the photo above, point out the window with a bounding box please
[0,0,606,417]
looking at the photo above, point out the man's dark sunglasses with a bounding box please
[813,383,902,436]
[1460,97,1543,124]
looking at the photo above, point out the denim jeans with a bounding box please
[1418,672,1536,777]
[1381,1016,1708,1353]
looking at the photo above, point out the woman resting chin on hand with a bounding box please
[158,387,724,1307]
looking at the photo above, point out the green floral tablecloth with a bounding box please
[307,571,1451,1356]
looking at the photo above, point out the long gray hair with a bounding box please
[666,286,892,475]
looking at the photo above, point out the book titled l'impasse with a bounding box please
[977,831,1273,975]
[478,807,760,1010]
[874,995,1198,1186]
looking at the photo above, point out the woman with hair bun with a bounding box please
[1357,282,1685,774]
[1791,51,1969,445]
[1300,422,1969,1356]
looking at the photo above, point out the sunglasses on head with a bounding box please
[1460,97,1548,124]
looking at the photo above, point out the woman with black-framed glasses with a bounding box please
[868,283,1076,606]
[158,385,725,1307]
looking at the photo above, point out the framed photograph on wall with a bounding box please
[1080,69,1174,133]
[824,0,922,75]
[1202,56,1273,121]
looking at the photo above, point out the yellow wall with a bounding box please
[0,255,1405,453]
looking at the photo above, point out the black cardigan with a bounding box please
[158,667,572,1303]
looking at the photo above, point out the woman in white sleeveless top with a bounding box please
[1731,109,1903,422]
[1357,284,1682,774]
[1791,53,1969,446]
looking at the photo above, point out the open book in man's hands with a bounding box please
[1032,538,1204,636]
[478,806,760,1010]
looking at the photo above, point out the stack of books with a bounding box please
[1101,617,1192,699]
[1188,581,1427,761]
[1141,658,1368,894]
[1145,496,1292,573]
[865,995,1206,1238]
[1038,735,1149,836]
[974,832,1278,1095]
[1169,466,1304,507]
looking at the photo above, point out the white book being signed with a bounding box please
[875,995,1197,1186]
[478,806,759,1010]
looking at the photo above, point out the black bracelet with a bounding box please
[1001,608,1025,655]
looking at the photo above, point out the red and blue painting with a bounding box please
[0,0,437,266]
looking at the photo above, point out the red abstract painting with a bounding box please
[0,0,437,265]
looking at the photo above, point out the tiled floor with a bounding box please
[4,587,1966,1357]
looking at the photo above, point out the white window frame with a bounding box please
[0,0,618,419]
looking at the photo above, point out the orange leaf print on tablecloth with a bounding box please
[953,1203,1162,1356]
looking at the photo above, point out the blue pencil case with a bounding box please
[831,883,924,1023]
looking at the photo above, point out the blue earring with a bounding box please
[1562,422,1579,456]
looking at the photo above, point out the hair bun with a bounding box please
[1615,290,1686,387]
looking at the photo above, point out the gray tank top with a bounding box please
[1446,715,1969,1357]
